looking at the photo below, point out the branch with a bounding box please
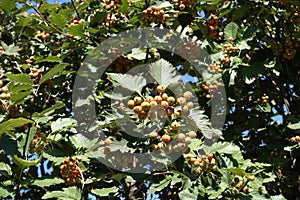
[71,0,81,19]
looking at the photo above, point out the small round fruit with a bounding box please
[134,96,142,105]
[145,96,154,102]
[1,86,8,94]
[133,106,142,113]
[179,3,185,10]
[156,85,165,93]
[167,96,176,105]
[166,106,174,116]
[0,80,3,87]
[162,134,171,143]
[188,131,197,139]
[157,142,164,149]
[0,93,6,99]
[177,97,186,105]
[184,136,192,144]
[171,121,180,130]
[182,105,190,115]
[177,133,185,141]
[104,138,111,146]
[141,101,151,111]
[188,157,197,164]
[138,111,147,120]
[245,174,255,181]
[175,110,181,119]
[150,100,158,107]
[183,91,193,101]
[207,153,214,161]
[154,95,162,103]
[212,165,217,171]
[149,131,158,139]
[161,93,168,101]
[186,102,194,109]
[127,100,135,109]
[160,101,169,108]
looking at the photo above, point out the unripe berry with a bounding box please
[188,131,197,139]
[186,102,194,109]
[127,100,135,109]
[171,121,180,130]
[183,91,192,101]
[177,97,186,105]
[177,133,185,141]
[0,80,3,87]
[156,85,165,93]
[149,131,158,139]
[175,110,181,119]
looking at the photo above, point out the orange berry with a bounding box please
[177,133,185,141]
[154,95,162,103]
[141,101,151,111]
[156,85,165,93]
[207,153,213,161]
[188,131,197,139]
[133,106,142,113]
[160,101,169,108]
[145,96,154,102]
[162,134,171,143]
[138,111,147,120]
[161,93,168,101]
[127,100,135,109]
[104,138,111,146]
[167,96,176,105]
[134,96,142,105]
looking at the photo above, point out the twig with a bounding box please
[71,0,81,19]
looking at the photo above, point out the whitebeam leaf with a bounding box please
[149,59,181,88]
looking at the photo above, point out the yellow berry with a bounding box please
[133,106,142,113]
[156,85,165,93]
[167,96,176,105]
[186,102,194,109]
[183,91,192,101]
[161,93,168,101]
[245,174,255,181]
[141,101,151,111]
[127,100,135,109]
[187,131,197,139]
[171,121,180,130]
[134,96,142,105]
[177,133,185,141]
[177,97,186,105]
[149,131,158,139]
[162,134,171,143]
[1,86,8,94]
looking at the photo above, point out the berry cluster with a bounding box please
[34,31,50,40]
[104,0,122,10]
[67,17,85,28]
[260,94,269,104]
[143,7,169,24]
[105,13,115,27]
[206,15,218,36]
[29,125,47,154]
[29,68,45,84]
[290,135,300,142]
[60,157,82,185]
[178,40,202,60]
[200,81,221,99]
[227,175,255,195]
[0,84,10,101]
[208,62,223,74]
[172,0,195,10]
[188,153,217,175]
[127,85,194,122]
[25,56,35,65]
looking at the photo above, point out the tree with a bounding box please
[0,0,299,199]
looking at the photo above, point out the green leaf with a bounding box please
[178,189,198,200]
[0,162,12,176]
[107,73,146,95]
[149,179,171,194]
[11,91,32,104]
[51,14,67,30]
[12,154,43,168]
[31,177,64,187]
[24,126,36,158]
[127,48,147,60]
[39,63,69,86]
[6,74,32,84]
[2,44,19,56]
[224,168,246,176]
[37,56,63,63]
[287,121,300,130]
[224,22,239,39]
[270,195,287,200]
[188,109,215,139]
[70,134,98,149]
[0,186,14,198]
[39,101,65,116]
[91,186,118,197]
[42,187,81,200]
[68,23,85,37]
[149,59,181,88]
[0,118,33,135]
[0,0,16,13]
[51,118,77,133]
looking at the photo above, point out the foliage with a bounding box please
[0,0,299,199]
